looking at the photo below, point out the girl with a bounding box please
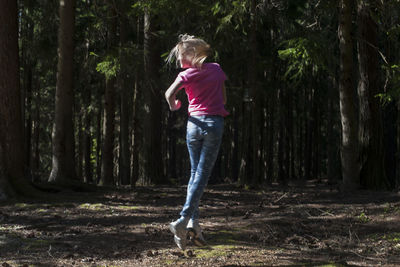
[165,34,228,250]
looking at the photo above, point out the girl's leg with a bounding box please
[169,117,203,250]
[182,118,202,218]
[180,116,224,219]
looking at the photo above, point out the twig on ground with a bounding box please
[274,193,288,203]
[47,245,54,258]
[351,251,381,262]
[314,207,335,217]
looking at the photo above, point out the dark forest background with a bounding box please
[1,0,400,200]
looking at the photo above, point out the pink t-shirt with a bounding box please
[175,63,229,117]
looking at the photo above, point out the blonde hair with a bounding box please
[167,34,211,69]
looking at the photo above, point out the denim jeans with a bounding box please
[180,115,224,220]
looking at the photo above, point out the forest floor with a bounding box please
[1,180,400,267]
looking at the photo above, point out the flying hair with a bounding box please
[167,34,211,69]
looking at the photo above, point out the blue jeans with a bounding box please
[180,115,224,220]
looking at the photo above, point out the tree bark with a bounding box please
[338,0,359,190]
[357,0,388,190]
[143,8,163,184]
[118,5,131,186]
[0,0,40,199]
[100,5,117,186]
[49,0,77,183]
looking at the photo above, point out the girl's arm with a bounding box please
[222,82,227,105]
[165,79,183,111]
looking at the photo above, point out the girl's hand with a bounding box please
[171,99,181,111]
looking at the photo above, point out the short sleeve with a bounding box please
[176,71,188,84]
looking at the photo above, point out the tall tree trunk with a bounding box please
[95,104,102,183]
[327,75,341,183]
[21,4,34,175]
[32,79,41,182]
[0,0,40,199]
[82,37,93,184]
[166,112,177,180]
[338,0,359,190]
[357,0,388,190]
[277,87,287,186]
[382,3,398,189]
[143,8,163,184]
[239,0,259,186]
[49,0,77,183]
[238,97,253,185]
[130,16,141,188]
[304,87,313,180]
[118,5,131,186]
[266,94,275,184]
[231,107,239,182]
[83,87,92,184]
[249,0,262,185]
[100,5,117,186]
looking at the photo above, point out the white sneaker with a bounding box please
[169,219,188,250]
[187,219,206,247]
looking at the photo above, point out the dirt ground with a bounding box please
[1,180,400,267]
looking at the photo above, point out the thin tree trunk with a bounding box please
[96,104,102,183]
[49,0,77,183]
[100,5,117,186]
[100,80,116,186]
[304,87,313,180]
[119,7,131,186]
[231,107,239,182]
[32,79,41,181]
[266,94,275,184]
[130,16,140,187]
[77,109,83,179]
[143,8,163,184]
[249,0,261,185]
[327,75,340,183]
[277,87,287,186]
[83,95,92,184]
[82,38,93,184]
[338,0,359,190]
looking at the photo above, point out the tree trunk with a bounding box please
[238,98,253,185]
[357,0,388,190]
[0,0,40,199]
[130,16,141,188]
[249,0,262,185]
[382,3,398,189]
[239,0,259,186]
[327,76,341,183]
[277,87,287,186]
[49,0,77,183]
[83,87,92,184]
[96,104,102,183]
[143,8,163,184]
[338,0,359,190]
[100,5,117,186]
[118,6,131,186]
[32,78,41,181]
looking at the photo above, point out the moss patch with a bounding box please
[78,203,105,210]
[193,244,235,259]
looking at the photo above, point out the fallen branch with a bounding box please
[274,192,288,203]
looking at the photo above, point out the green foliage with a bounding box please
[212,0,248,34]
[278,37,326,80]
[95,55,120,80]
[357,212,371,223]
